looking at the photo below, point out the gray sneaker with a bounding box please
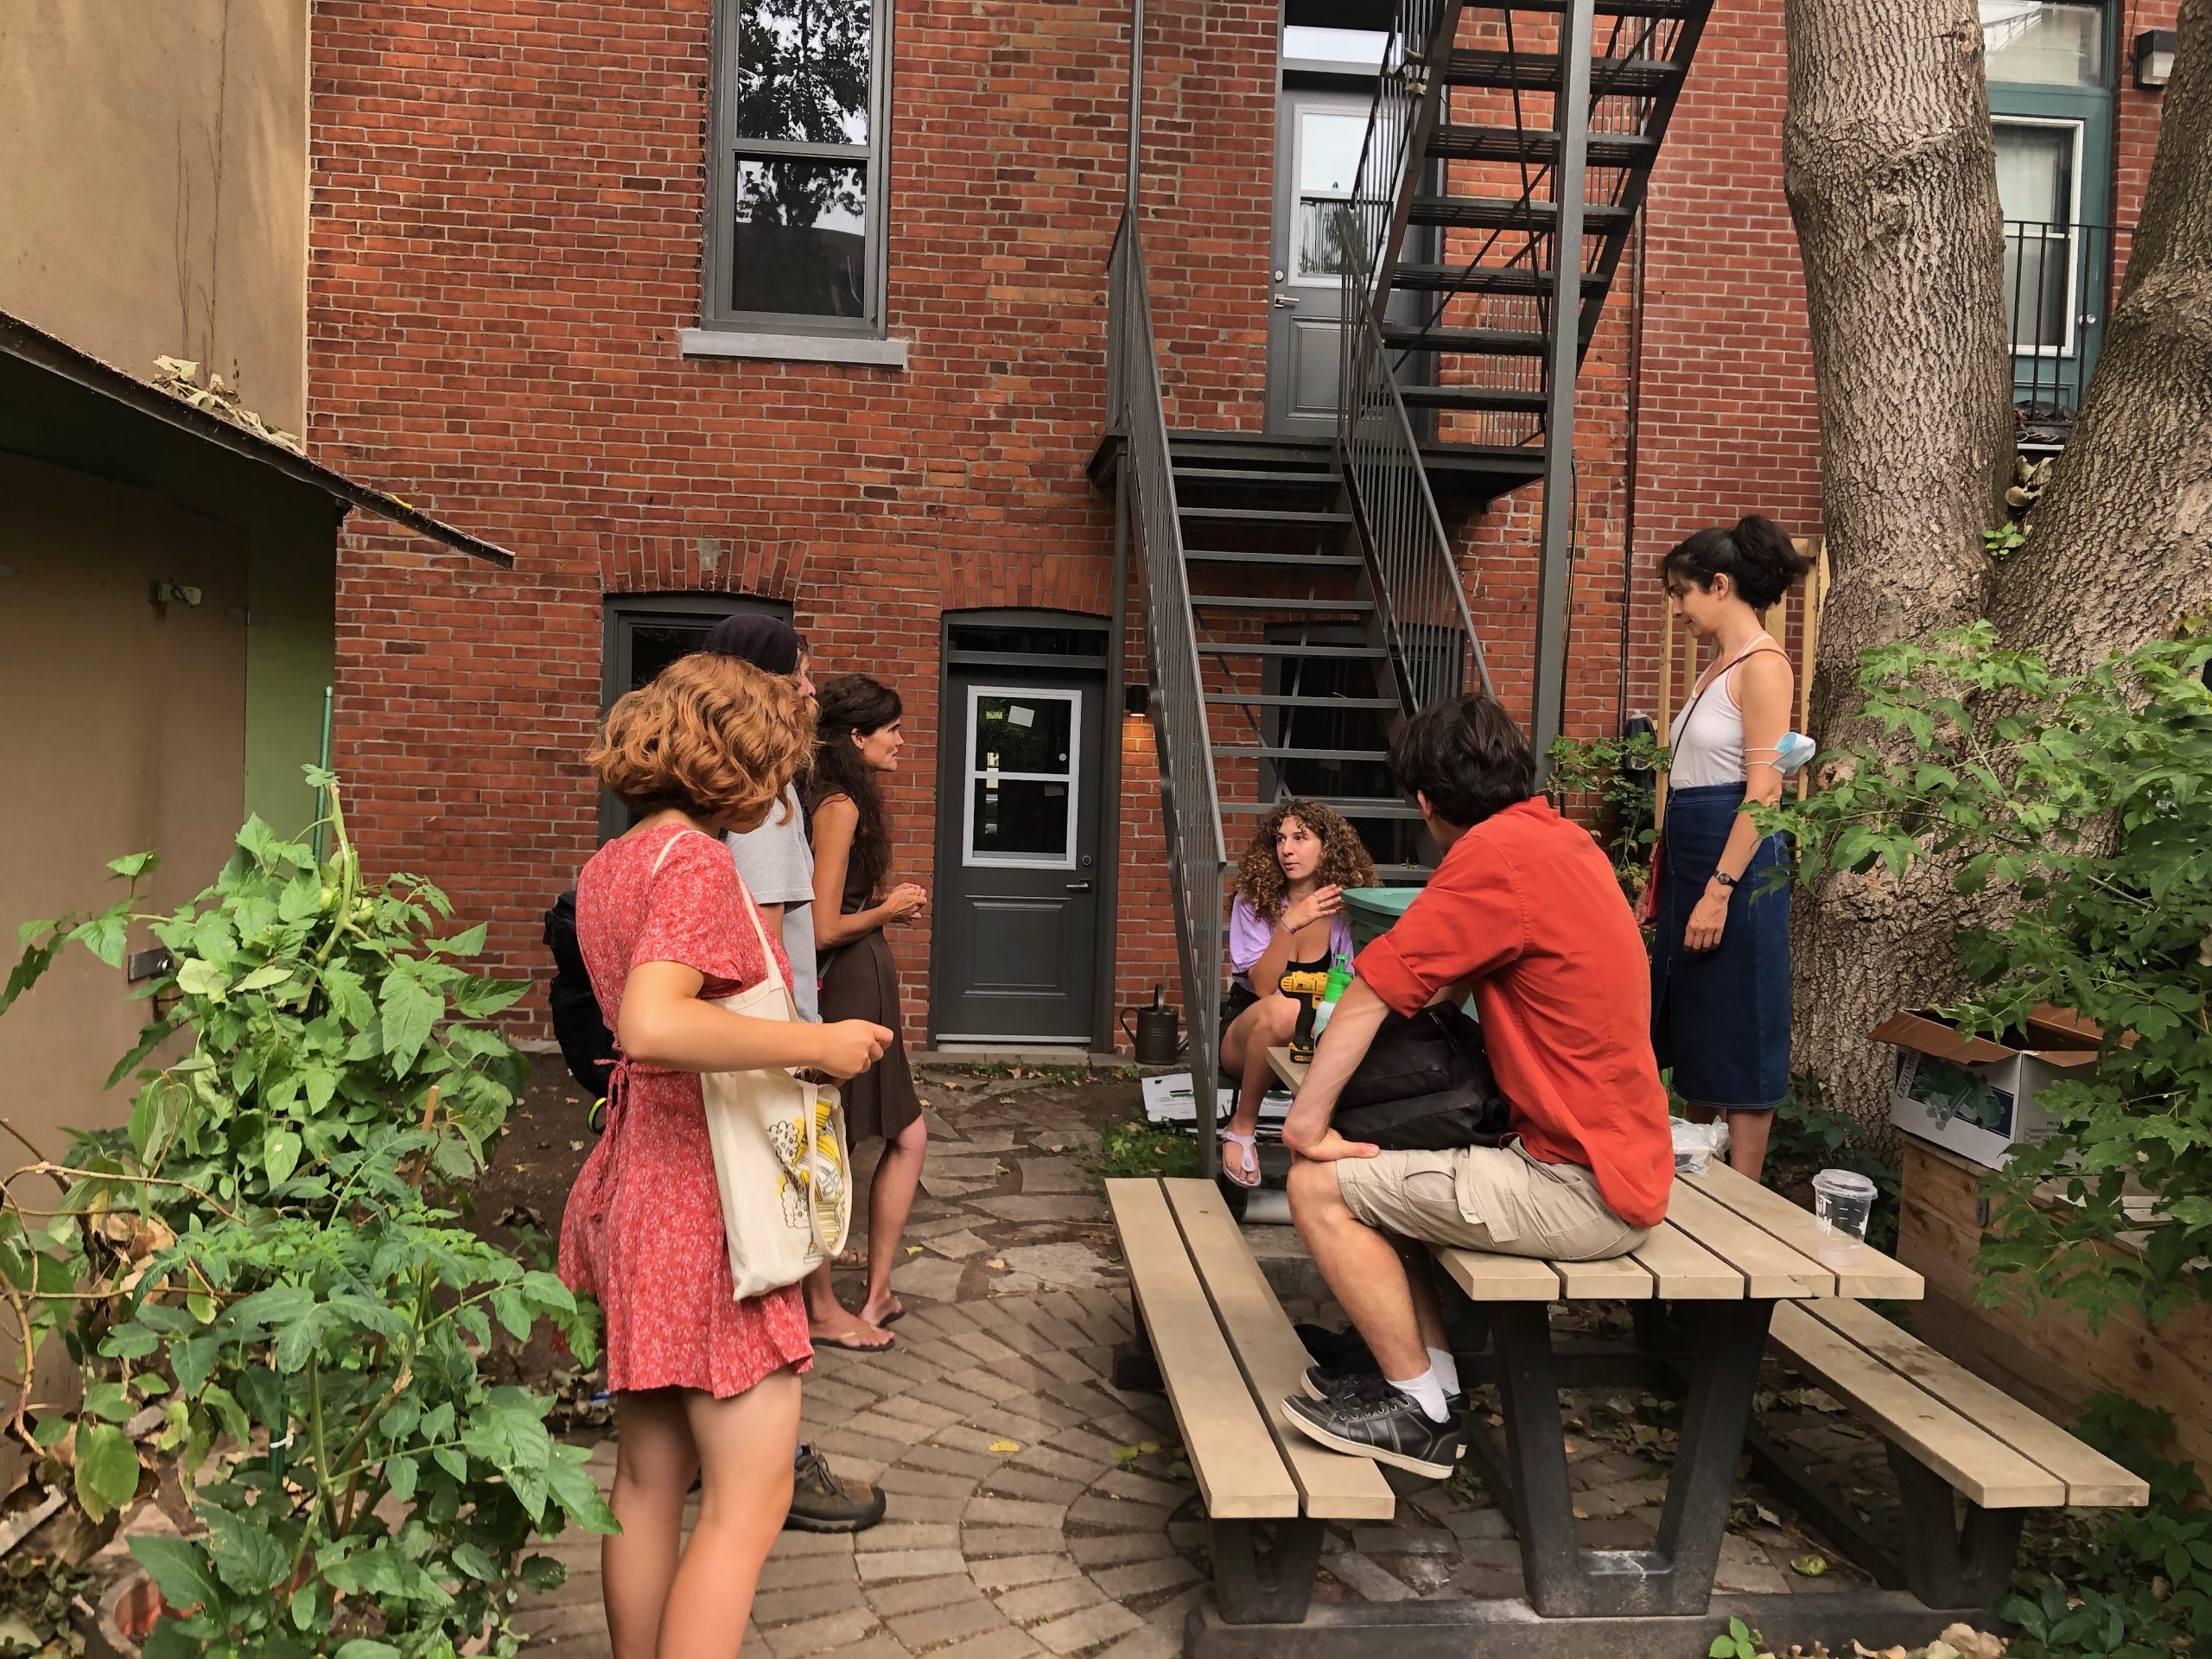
[1300,1364,1467,1420]
[1283,1387,1465,1479]
[785,1445,887,1532]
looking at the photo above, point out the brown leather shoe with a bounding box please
[785,1445,887,1533]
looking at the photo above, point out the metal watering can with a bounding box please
[1119,985,1182,1065]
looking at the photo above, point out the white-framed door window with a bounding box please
[1993,114,2085,358]
[961,685,1082,869]
[1291,106,1368,286]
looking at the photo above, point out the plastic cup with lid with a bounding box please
[1811,1168,1878,1241]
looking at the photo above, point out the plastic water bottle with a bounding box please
[1312,953,1353,1037]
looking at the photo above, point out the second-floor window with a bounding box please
[705,0,890,335]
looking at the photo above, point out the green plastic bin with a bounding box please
[1342,886,1424,951]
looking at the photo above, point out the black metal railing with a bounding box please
[1339,0,1461,333]
[2005,217,2108,448]
[1108,215,1229,1163]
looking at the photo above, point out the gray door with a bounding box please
[930,663,1104,1044]
[1267,89,1370,435]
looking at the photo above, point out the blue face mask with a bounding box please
[1774,732,1817,777]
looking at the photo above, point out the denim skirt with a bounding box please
[1649,783,1791,1111]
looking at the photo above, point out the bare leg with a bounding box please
[803,1260,889,1349]
[1401,1244,1452,1356]
[860,1114,926,1325]
[604,1390,699,1659]
[1286,1158,1427,1380]
[657,1368,803,1657]
[1726,1109,1772,1181]
[1218,995,1296,1184]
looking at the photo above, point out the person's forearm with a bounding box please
[815,900,893,950]
[619,996,826,1073]
[1710,807,1768,886]
[1280,978,1389,1152]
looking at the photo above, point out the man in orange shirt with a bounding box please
[1280,696,1673,1478]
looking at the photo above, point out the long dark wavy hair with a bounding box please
[1232,799,1376,924]
[806,673,902,900]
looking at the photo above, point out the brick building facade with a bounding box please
[306,0,2175,1052]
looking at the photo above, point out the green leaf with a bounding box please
[547,1441,620,1533]
[108,851,159,880]
[233,963,292,993]
[334,1643,402,1659]
[73,1421,142,1521]
[264,1128,303,1188]
[175,958,229,999]
[385,1452,418,1504]
[379,969,442,1078]
[129,1535,225,1617]
[518,1554,567,1592]
[204,1505,289,1595]
[83,1381,135,1422]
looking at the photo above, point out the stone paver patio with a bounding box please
[511,1068,1888,1657]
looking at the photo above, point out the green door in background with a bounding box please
[1981,1,2113,444]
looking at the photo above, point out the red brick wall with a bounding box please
[308,0,1274,1049]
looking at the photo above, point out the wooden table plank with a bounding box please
[1103,1179,1301,1518]
[1266,1045,1306,1091]
[1688,1163,1924,1300]
[1630,1221,1745,1299]
[1804,1299,2148,1507]
[1554,1253,1655,1299]
[1664,1180,1832,1298]
[1770,1302,2066,1507]
[1163,1179,1396,1521]
[1432,1244,1562,1301]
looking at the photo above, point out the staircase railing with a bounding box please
[1335,0,1489,717]
[1108,214,1228,1166]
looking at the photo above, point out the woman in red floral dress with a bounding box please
[561,654,893,1658]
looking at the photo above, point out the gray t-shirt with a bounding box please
[725,785,819,1021]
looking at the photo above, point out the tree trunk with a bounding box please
[1987,0,2212,668]
[1780,0,2015,1127]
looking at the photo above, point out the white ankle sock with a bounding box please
[1388,1366,1452,1424]
[1427,1346,1460,1396]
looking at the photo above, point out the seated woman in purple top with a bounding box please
[1216,800,1376,1186]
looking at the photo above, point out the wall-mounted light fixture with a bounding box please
[2134,29,2177,90]
[1123,683,1151,718]
[148,579,204,616]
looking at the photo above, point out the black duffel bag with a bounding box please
[1330,1001,1510,1152]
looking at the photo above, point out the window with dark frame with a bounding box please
[705,0,890,335]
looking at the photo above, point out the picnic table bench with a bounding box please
[1087,1047,2152,1652]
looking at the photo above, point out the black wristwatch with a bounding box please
[1713,870,1739,890]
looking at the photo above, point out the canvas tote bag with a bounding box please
[655,832,854,1298]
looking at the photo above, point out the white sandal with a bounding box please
[1219,1129,1262,1189]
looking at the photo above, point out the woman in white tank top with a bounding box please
[1648,517,1809,1181]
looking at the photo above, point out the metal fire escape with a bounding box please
[1101,0,1711,1174]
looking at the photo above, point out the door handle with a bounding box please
[1065,881,1095,892]
[1273,293,1300,308]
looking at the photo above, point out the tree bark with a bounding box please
[1780,0,2015,1127]
[1986,0,2212,669]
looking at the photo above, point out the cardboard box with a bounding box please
[1869,1006,2102,1170]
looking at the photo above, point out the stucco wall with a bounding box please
[0,0,308,432]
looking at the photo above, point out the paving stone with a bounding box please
[857,1547,971,1583]
[1029,1599,1144,1655]
[1452,1538,1524,1571]
[964,1497,1067,1530]
[888,1598,1013,1650]
[1090,1470,1188,1510]
[993,1575,1104,1624]
[1321,1548,1416,1602]
[1086,1554,1200,1601]
[925,1228,998,1259]
[1713,1532,1791,1594]
[855,1521,963,1553]
[882,1494,969,1525]
[906,1443,1004,1479]
[814,1427,913,1466]
[752,1580,873,1626]
[1012,1445,1099,1483]
[1093,1625,1182,1659]
[760,1606,884,1657]
[959,1527,1069,1557]
[996,1242,1118,1289]
[1139,1583,1207,1630]
[770,1529,862,1559]
[1444,1506,1515,1541]
[944,1369,1031,1406]
[971,1195,1106,1224]
[894,1255,972,1302]
[1016,1160,1090,1194]
[1351,1525,1456,1556]
[877,1393,976,1433]
[1067,1531,1174,1568]
[969,1552,1085,1592]
[758,1551,861,1592]
[981,1467,1087,1505]
[1453,1565,1527,1599]
[880,1465,980,1500]
[849,1409,937,1446]
[933,1628,1046,1659]
[866,1574,990,1617]
[1066,1495,1175,1533]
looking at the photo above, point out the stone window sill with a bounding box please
[677,328,910,369]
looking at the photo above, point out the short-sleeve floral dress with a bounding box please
[558,823,814,1397]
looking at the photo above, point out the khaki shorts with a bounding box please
[1334,1142,1647,1262]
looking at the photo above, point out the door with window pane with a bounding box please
[930,655,1105,1045]
[1983,1,2112,432]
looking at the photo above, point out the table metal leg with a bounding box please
[1885,1442,2026,1607]
[1211,1517,1327,1624]
[1468,1298,1776,1617]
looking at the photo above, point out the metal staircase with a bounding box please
[1102,0,1710,1173]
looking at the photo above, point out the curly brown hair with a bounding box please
[1232,799,1377,924]
[590,653,816,831]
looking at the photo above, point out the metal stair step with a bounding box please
[1223,797,1425,820]
[1380,323,1550,356]
[1398,384,1548,413]
[1373,864,1433,884]
[1179,506,1353,525]
[1216,746,1393,764]
[1204,692,1398,709]
[1427,123,1658,168]
[1499,0,1699,16]
[1173,467,1342,488]
[1191,595,1374,613]
[1181,549,1364,569]
[1213,643,1390,659]
[1389,263,1602,295]
[1441,49,1684,98]
[1405,194,1633,233]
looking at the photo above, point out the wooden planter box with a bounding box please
[1897,1136,2212,1477]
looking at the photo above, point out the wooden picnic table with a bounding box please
[1262,1043,1928,1618]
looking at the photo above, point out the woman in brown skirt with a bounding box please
[807,674,930,1332]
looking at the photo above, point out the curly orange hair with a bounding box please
[1232,799,1377,924]
[590,653,816,831]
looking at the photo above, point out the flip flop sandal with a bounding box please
[814,1331,896,1353]
[1220,1129,1262,1189]
[874,1303,907,1328]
